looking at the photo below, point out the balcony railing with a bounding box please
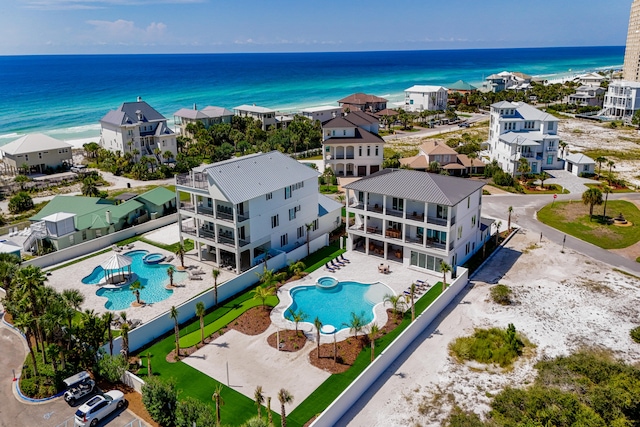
[197,205,214,217]
[176,172,208,190]
[450,216,456,226]
[426,240,446,250]
[367,204,383,213]
[385,209,403,218]
[521,152,535,158]
[180,203,195,213]
[406,212,425,221]
[405,235,423,245]
[237,212,250,222]
[366,226,382,236]
[217,210,234,222]
[217,235,235,246]
[198,228,216,240]
[426,216,447,226]
[182,226,197,236]
[384,228,402,240]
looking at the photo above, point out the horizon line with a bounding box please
[0,44,625,57]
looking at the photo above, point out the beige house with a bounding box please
[0,133,73,175]
[400,141,485,176]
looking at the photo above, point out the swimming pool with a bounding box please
[285,280,393,332]
[83,250,187,310]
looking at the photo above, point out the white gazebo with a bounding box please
[100,252,133,285]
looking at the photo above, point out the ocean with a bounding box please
[0,46,624,146]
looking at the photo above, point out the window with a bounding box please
[471,215,476,227]
[392,198,404,211]
[311,219,319,231]
[25,154,29,161]
[410,251,443,272]
[465,242,470,255]
[271,215,279,228]
[297,226,304,239]
[583,165,589,171]
[280,234,288,247]
[69,235,74,245]
[38,152,42,159]
[547,155,554,165]
[548,122,555,131]
[375,146,379,156]
[457,226,462,239]
[95,230,102,238]
[358,146,362,156]
[284,187,291,199]
[82,230,87,240]
[343,130,346,136]
[289,205,300,220]
[332,130,335,136]
[367,146,371,156]
[467,197,470,208]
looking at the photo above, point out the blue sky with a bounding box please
[1,0,632,54]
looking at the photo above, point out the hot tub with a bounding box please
[143,253,165,264]
[316,276,338,289]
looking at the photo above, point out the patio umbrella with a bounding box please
[100,253,133,284]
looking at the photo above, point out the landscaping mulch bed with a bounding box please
[267,329,308,352]
[308,309,404,374]
[166,305,273,363]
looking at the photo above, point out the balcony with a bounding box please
[385,209,403,218]
[176,172,208,190]
[405,235,424,245]
[180,203,195,213]
[237,212,250,222]
[366,226,382,236]
[520,152,535,158]
[217,210,234,222]
[217,235,236,247]
[426,240,446,250]
[367,204,383,213]
[546,147,557,152]
[198,228,216,240]
[406,212,425,222]
[384,228,402,240]
[196,205,214,218]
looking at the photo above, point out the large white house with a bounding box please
[481,71,532,93]
[487,101,562,174]
[233,105,278,131]
[173,105,234,136]
[100,97,177,159]
[0,133,73,174]
[299,105,342,123]
[322,110,384,177]
[175,151,342,273]
[601,80,640,119]
[404,85,448,112]
[344,169,489,273]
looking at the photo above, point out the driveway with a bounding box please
[540,169,600,194]
[0,315,141,427]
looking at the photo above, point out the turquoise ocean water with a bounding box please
[0,46,624,145]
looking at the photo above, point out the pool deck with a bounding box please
[44,237,236,325]
[184,251,442,408]
[271,251,440,343]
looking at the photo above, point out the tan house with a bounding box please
[400,141,485,176]
[0,133,73,175]
[338,93,387,113]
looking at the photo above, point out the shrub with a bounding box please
[8,192,34,214]
[142,377,178,427]
[449,324,526,368]
[491,284,513,305]
[97,353,129,383]
[175,397,216,427]
[493,170,515,187]
[631,326,640,344]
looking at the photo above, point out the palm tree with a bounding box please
[102,312,114,355]
[146,352,152,377]
[582,187,603,220]
[196,301,206,346]
[602,185,612,221]
[267,397,273,427]
[343,311,365,339]
[595,156,606,177]
[539,171,550,190]
[167,265,175,287]
[517,158,530,180]
[440,262,452,291]
[81,177,100,197]
[507,206,513,232]
[383,293,405,318]
[407,283,417,322]
[175,243,186,269]
[607,160,616,185]
[120,322,130,360]
[314,317,322,358]
[559,141,568,158]
[212,384,224,426]
[212,268,221,306]
[495,220,502,246]
[368,323,380,362]
[254,385,265,419]
[467,152,478,176]
[288,261,305,278]
[287,308,307,336]
[14,312,38,377]
[163,150,174,164]
[252,285,275,307]
[130,280,145,305]
[305,223,314,255]
[170,306,180,359]
[277,388,294,427]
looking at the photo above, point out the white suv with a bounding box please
[74,390,126,427]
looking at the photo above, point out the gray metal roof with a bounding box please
[565,153,595,164]
[1,133,73,155]
[100,100,167,126]
[344,169,485,206]
[491,101,559,122]
[323,128,384,145]
[202,151,320,204]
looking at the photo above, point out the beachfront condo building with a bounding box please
[173,105,234,137]
[487,101,562,174]
[99,97,178,160]
[624,0,640,82]
[232,105,278,131]
[175,150,342,274]
[404,85,448,112]
[338,93,387,113]
[344,169,490,274]
[0,133,73,175]
[299,105,342,123]
[399,140,486,176]
[601,80,640,119]
[322,110,384,177]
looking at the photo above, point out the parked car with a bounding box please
[63,371,96,405]
[74,390,126,427]
[458,122,470,128]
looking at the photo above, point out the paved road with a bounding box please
[0,319,140,427]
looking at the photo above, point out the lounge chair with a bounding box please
[339,254,350,263]
[164,255,174,263]
[325,263,336,273]
[330,260,342,269]
[333,258,345,266]
[112,244,122,252]
[125,243,134,249]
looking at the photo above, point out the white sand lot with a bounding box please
[343,230,640,426]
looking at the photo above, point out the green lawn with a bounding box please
[537,200,640,249]
[585,183,635,193]
[319,185,339,194]
[301,243,345,273]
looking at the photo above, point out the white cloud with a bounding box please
[86,19,167,43]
